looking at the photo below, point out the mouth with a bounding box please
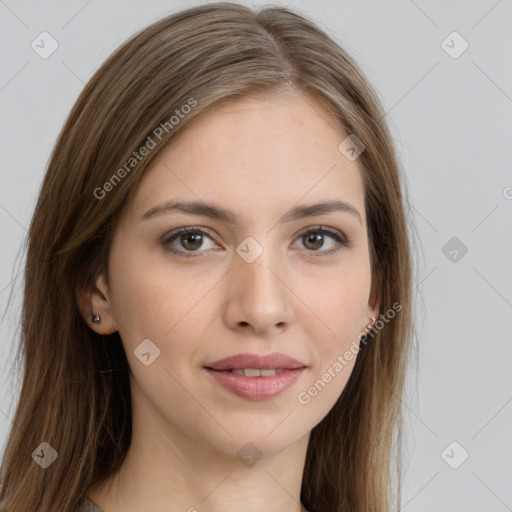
[205,352,307,371]
[206,368,291,376]
[203,352,307,400]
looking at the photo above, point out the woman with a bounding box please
[0,2,416,511]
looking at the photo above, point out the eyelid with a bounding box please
[292,225,351,255]
[160,226,220,253]
[293,224,349,243]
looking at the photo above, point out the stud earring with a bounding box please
[91,314,101,324]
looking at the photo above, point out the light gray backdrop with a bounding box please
[1,1,511,510]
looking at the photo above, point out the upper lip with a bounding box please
[205,352,307,370]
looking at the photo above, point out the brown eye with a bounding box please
[161,227,217,257]
[293,226,351,256]
[302,233,325,251]
[179,232,204,251]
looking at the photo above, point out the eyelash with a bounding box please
[160,225,351,259]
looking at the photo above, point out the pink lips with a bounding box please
[204,352,307,400]
[206,352,306,371]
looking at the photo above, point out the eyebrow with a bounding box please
[141,199,363,226]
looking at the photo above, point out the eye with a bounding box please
[292,226,351,256]
[161,225,351,258]
[161,226,218,257]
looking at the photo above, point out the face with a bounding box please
[89,92,379,458]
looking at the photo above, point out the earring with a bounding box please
[91,314,101,324]
[360,316,377,341]
[364,316,376,333]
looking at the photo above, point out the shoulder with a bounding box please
[77,497,104,512]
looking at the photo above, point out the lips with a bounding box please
[204,353,307,400]
[204,352,306,371]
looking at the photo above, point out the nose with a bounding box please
[222,251,295,336]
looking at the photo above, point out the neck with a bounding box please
[88,381,311,512]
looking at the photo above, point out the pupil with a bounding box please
[182,233,202,250]
[306,233,323,250]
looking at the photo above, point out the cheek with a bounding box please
[295,294,366,415]
[294,263,370,399]
[108,246,219,354]
[299,263,371,341]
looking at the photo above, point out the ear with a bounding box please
[361,294,381,338]
[76,273,118,335]
[360,264,383,337]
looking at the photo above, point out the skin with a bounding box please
[81,91,380,512]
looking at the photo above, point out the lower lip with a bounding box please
[204,368,306,400]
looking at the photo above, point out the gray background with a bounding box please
[1,0,511,510]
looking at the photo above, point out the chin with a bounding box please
[201,416,310,457]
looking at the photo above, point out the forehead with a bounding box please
[167,91,344,159]
[129,92,366,225]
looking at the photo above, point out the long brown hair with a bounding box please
[0,3,417,511]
